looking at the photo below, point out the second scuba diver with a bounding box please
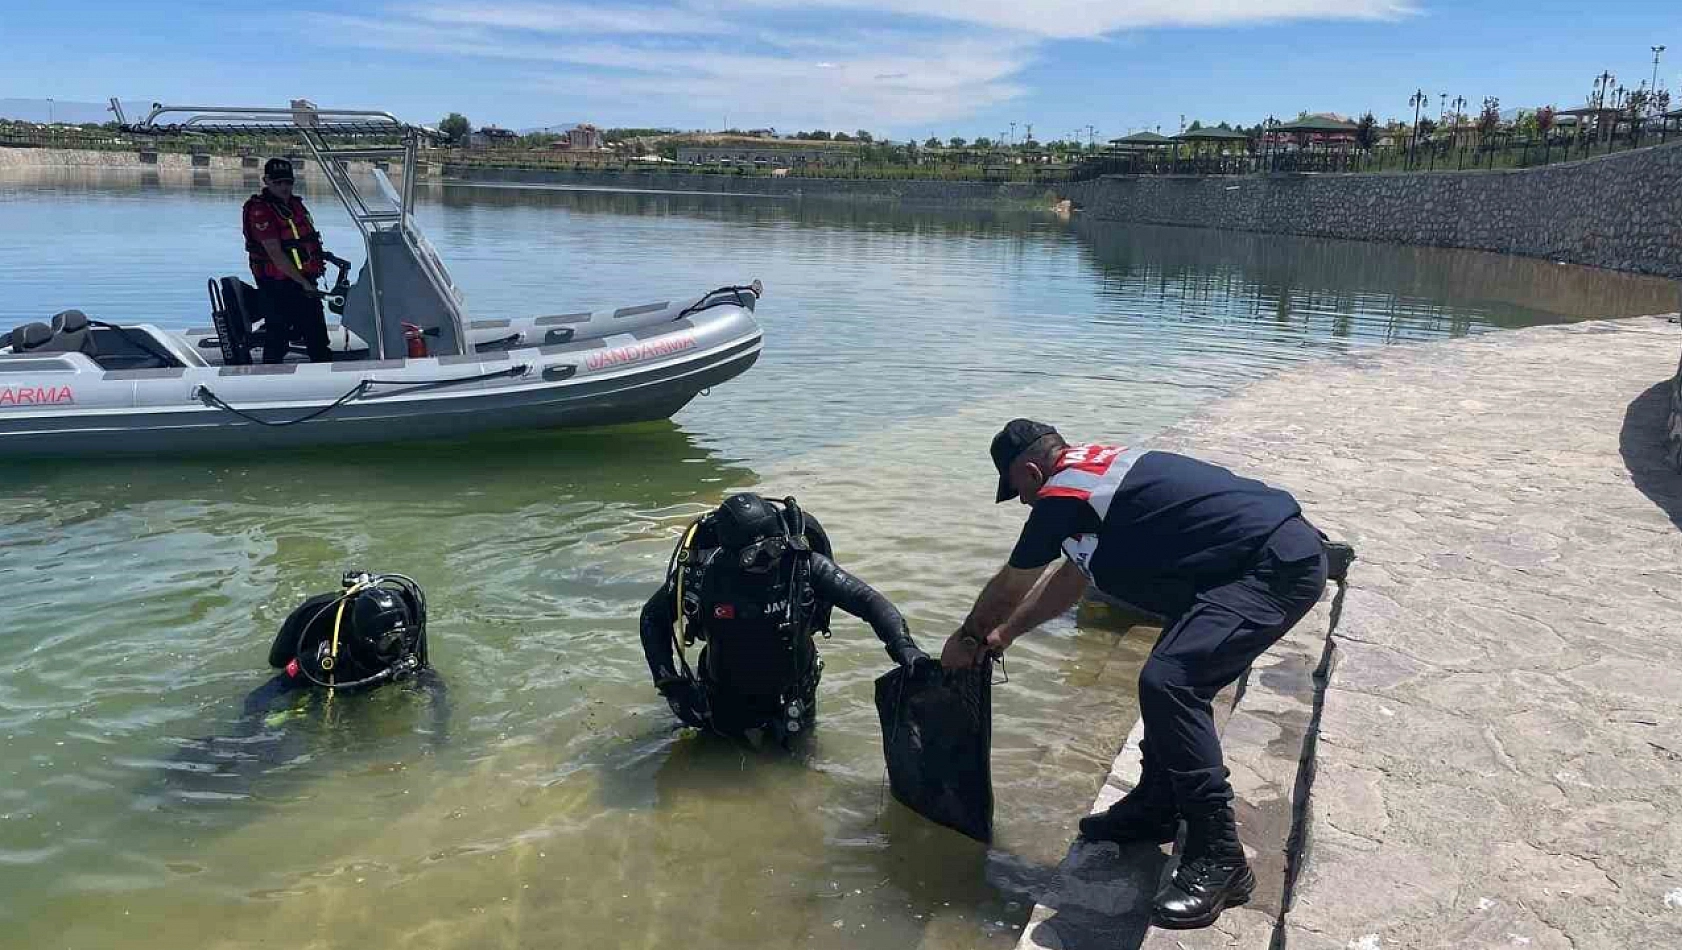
[640,493,931,742]
[165,571,447,801]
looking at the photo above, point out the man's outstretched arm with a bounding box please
[986,559,1089,653]
[942,563,1047,669]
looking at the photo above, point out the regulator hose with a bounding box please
[292,572,429,692]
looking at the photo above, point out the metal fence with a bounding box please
[1072,122,1682,180]
[0,125,292,156]
[7,121,1677,184]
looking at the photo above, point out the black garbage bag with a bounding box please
[874,660,994,843]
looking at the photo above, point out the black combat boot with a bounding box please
[1077,779,1178,846]
[1151,806,1254,930]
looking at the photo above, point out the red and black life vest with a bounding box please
[242,190,325,281]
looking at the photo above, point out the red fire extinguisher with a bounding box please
[401,322,428,359]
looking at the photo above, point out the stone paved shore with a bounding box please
[1020,315,1682,950]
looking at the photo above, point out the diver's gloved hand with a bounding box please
[891,644,933,670]
[906,653,939,682]
[657,677,709,729]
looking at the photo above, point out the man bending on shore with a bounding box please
[941,419,1334,930]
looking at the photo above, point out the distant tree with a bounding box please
[1417,117,1438,137]
[1216,121,1232,130]
[1654,90,1672,118]
[833,131,852,142]
[1355,111,1378,150]
[439,112,471,143]
[947,136,967,149]
[924,136,941,148]
[973,136,993,148]
[1535,106,1556,139]
[807,130,831,141]
[1624,88,1649,122]
[1186,119,1203,132]
[1477,96,1501,143]
[854,129,874,143]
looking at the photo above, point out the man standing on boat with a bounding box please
[241,158,336,363]
[942,420,1344,931]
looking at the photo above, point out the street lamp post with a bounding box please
[1653,46,1667,113]
[1450,95,1467,166]
[1408,89,1427,169]
[47,97,54,124]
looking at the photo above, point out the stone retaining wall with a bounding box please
[0,146,408,179]
[442,165,1057,207]
[1670,341,1682,472]
[0,147,245,171]
[1061,142,1682,277]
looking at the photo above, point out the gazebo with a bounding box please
[1273,115,1359,148]
[1106,131,1174,151]
[1173,127,1252,153]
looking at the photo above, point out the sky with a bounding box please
[2,0,1679,140]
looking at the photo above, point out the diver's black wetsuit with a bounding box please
[237,666,451,739]
[639,498,927,738]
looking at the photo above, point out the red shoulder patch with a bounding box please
[713,604,736,620]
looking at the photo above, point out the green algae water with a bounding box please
[0,167,1673,950]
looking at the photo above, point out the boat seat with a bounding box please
[32,310,99,357]
[6,322,54,354]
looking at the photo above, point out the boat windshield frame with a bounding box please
[114,100,464,359]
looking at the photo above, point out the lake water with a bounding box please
[0,166,1673,950]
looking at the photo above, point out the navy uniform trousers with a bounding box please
[1133,515,1328,817]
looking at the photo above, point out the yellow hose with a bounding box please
[672,522,700,668]
[323,579,371,692]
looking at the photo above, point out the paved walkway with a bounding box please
[1019,316,1682,950]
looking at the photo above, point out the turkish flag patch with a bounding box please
[285,658,302,678]
[713,604,735,620]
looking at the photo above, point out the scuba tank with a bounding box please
[663,495,832,738]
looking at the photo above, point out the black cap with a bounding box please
[990,419,1058,503]
[263,157,295,182]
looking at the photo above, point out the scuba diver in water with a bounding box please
[640,493,931,742]
[259,570,439,698]
[165,571,447,800]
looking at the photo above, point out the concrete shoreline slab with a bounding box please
[1018,316,1682,950]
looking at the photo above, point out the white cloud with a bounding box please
[320,9,1034,128]
[319,0,1418,130]
[407,2,732,35]
[719,0,1416,40]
